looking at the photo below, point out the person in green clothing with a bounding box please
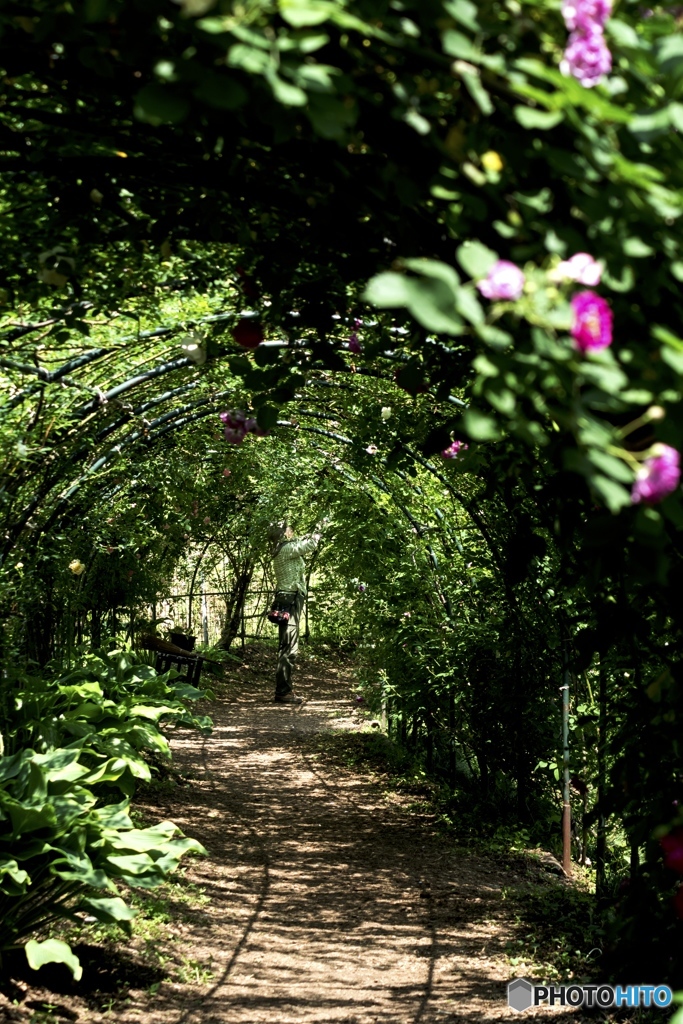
[267,520,322,704]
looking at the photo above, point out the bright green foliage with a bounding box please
[2,0,683,991]
[0,649,209,977]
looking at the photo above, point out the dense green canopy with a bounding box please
[3,0,683,990]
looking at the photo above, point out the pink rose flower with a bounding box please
[553,252,602,286]
[219,409,249,445]
[348,333,362,354]
[441,440,469,459]
[562,0,611,30]
[476,260,525,301]
[560,26,612,88]
[661,828,683,874]
[570,290,613,352]
[631,445,681,505]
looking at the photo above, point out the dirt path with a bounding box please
[124,649,578,1024]
[1,649,581,1023]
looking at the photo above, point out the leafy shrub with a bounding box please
[0,648,210,979]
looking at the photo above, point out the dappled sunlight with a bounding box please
[118,655,582,1024]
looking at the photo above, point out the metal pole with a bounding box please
[595,653,607,895]
[201,574,209,646]
[561,643,572,878]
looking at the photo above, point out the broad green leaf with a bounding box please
[227,44,271,75]
[456,240,498,279]
[476,324,513,350]
[514,106,563,130]
[629,107,672,143]
[457,64,493,115]
[363,271,463,335]
[80,896,137,927]
[257,405,279,431]
[454,285,484,325]
[442,30,479,62]
[134,85,190,125]
[587,449,635,484]
[25,939,83,981]
[622,237,654,258]
[443,0,479,32]
[279,0,336,27]
[0,856,30,894]
[403,109,431,135]
[590,474,632,513]
[402,258,461,290]
[462,408,501,441]
[194,72,248,110]
[265,71,308,107]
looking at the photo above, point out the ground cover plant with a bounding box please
[0,648,210,979]
[2,0,683,1002]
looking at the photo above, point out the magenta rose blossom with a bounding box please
[561,0,611,30]
[348,333,362,354]
[476,260,525,301]
[570,290,612,352]
[661,829,683,874]
[561,26,612,87]
[441,440,469,459]
[631,445,681,505]
[220,409,268,445]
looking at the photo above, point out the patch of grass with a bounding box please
[301,730,420,781]
[51,864,211,996]
[174,956,215,985]
[501,872,600,983]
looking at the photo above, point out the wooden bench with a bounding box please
[140,634,208,685]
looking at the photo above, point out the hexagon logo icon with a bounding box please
[508,977,534,1012]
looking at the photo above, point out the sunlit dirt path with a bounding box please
[0,648,582,1024]
[117,649,578,1024]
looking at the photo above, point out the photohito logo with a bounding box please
[507,978,673,1012]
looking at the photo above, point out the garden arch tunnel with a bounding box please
[1,305,532,668]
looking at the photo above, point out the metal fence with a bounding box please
[148,579,343,650]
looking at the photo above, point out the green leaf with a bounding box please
[265,70,308,107]
[134,85,190,125]
[462,408,501,441]
[513,106,564,130]
[590,474,632,513]
[0,855,30,895]
[307,94,356,138]
[402,258,461,290]
[443,0,479,32]
[586,449,634,484]
[257,405,279,431]
[403,109,431,135]
[456,64,493,115]
[80,896,137,928]
[656,34,683,76]
[279,0,336,27]
[456,240,498,279]
[227,44,271,75]
[442,30,478,62]
[193,72,248,110]
[454,284,484,325]
[622,237,654,258]
[476,324,513,350]
[628,106,672,143]
[25,939,83,981]
[363,270,464,335]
